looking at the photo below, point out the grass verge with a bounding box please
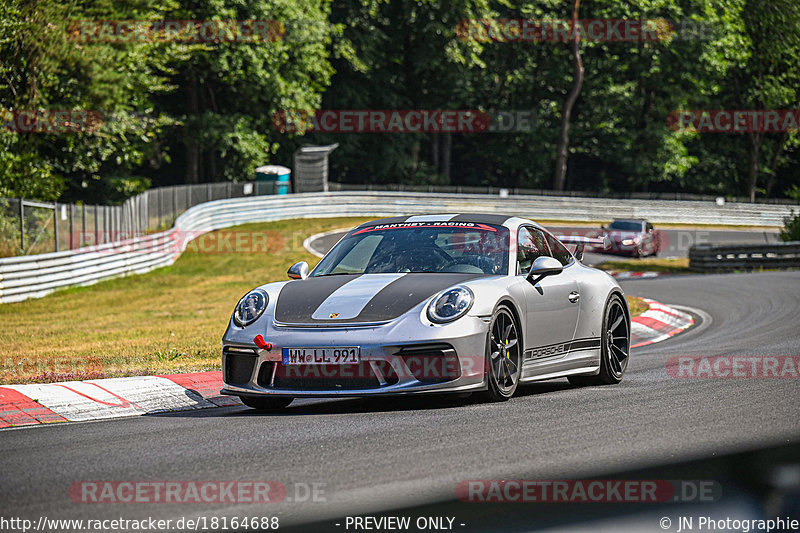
[0,217,372,384]
[0,217,648,384]
[626,296,649,317]
[597,257,692,274]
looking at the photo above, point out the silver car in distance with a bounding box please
[221,214,631,410]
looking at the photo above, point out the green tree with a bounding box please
[0,0,178,201]
[295,0,492,185]
[732,0,800,201]
[158,0,336,185]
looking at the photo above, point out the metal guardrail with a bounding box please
[1,182,262,257]
[1,191,799,303]
[328,182,800,205]
[689,242,800,271]
[0,232,178,302]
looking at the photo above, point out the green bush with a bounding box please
[0,199,21,257]
[780,210,800,242]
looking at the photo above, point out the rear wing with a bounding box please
[555,235,608,260]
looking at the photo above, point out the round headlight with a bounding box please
[427,286,474,323]
[233,289,269,327]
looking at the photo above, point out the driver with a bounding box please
[368,231,445,273]
[395,231,446,272]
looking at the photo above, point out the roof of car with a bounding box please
[354,214,516,229]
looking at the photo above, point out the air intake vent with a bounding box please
[224,352,257,385]
[396,344,461,384]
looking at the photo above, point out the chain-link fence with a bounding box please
[0,182,261,257]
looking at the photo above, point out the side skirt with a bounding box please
[520,341,601,381]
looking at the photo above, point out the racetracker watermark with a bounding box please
[554,227,671,254]
[72,230,285,254]
[1,109,103,133]
[667,110,800,133]
[1,356,105,382]
[273,354,483,381]
[273,110,537,133]
[456,19,674,42]
[666,356,800,378]
[71,481,284,504]
[456,480,720,503]
[69,481,326,504]
[68,20,284,43]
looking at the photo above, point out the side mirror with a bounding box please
[287,261,309,280]
[526,256,563,285]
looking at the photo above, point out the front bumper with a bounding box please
[220,315,489,397]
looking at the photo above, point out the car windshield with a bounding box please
[311,222,510,276]
[608,220,644,232]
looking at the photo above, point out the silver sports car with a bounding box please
[221,214,631,409]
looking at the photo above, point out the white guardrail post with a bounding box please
[1,191,798,303]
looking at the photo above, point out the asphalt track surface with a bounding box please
[1,271,799,531]
[308,226,781,264]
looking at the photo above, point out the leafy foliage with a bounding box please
[0,0,798,202]
[780,211,800,242]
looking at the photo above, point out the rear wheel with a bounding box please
[568,294,630,386]
[239,396,293,410]
[481,305,522,402]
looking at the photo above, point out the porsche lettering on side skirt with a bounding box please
[528,343,568,359]
[525,338,602,361]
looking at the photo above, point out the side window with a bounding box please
[646,223,654,233]
[544,232,573,266]
[517,227,550,274]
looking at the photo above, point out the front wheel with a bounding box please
[568,294,630,386]
[481,305,522,402]
[239,396,293,410]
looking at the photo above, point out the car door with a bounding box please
[516,226,580,354]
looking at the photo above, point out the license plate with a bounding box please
[281,347,361,365]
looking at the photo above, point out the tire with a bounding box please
[239,396,293,410]
[568,293,630,386]
[481,305,522,402]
